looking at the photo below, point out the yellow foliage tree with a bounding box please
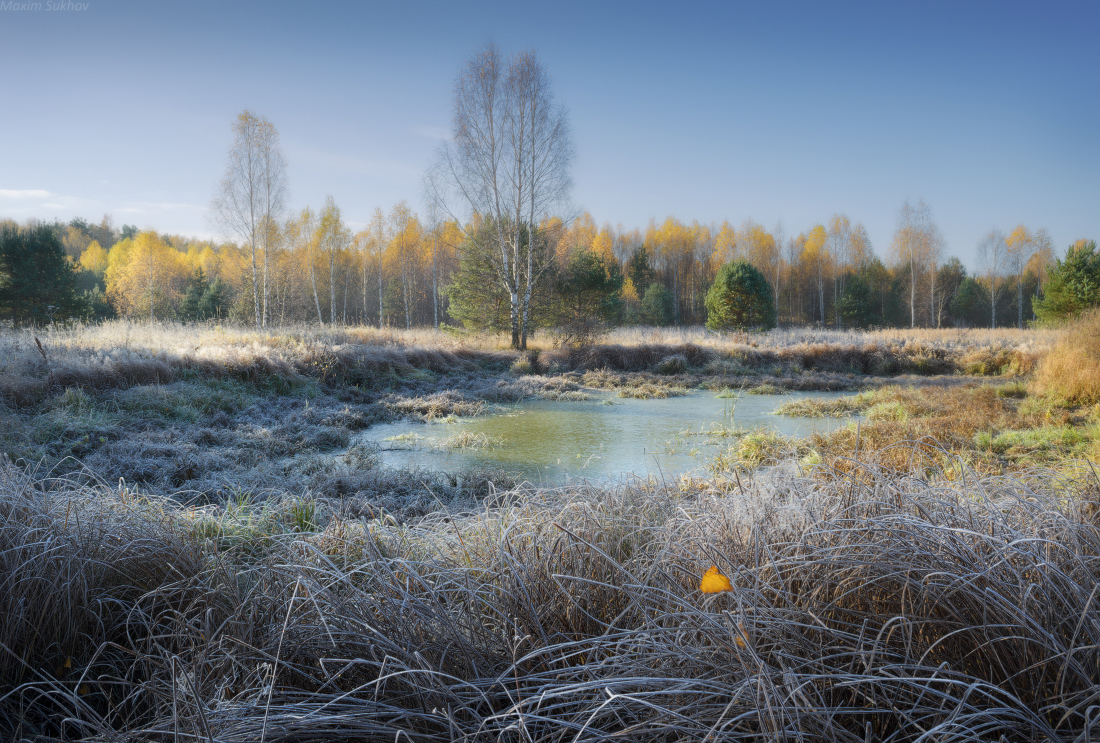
[713,221,738,266]
[385,202,424,329]
[802,224,830,324]
[79,240,109,276]
[105,231,188,319]
[592,224,616,267]
[558,212,598,263]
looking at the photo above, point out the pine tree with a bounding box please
[1033,240,1100,323]
[0,223,83,327]
[705,260,776,331]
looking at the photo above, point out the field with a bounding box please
[2,319,1099,742]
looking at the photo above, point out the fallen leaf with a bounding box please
[700,565,732,593]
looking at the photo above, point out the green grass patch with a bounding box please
[112,379,255,423]
[866,400,910,422]
[974,426,1092,460]
[997,381,1028,399]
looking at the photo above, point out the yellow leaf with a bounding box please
[700,565,732,593]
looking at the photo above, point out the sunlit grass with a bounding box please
[1031,308,1100,405]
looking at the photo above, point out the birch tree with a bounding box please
[316,196,349,325]
[212,110,287,328]
[826,214,852,328]
[286,208,324,325]
[427,43,572,349]
[891,199,942,327]
[977,229,1007,328]
[1005,224,1035,329]
[366,208,387,327]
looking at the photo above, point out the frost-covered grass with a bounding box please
[1,320,1098,740]
[3,454,1100,741]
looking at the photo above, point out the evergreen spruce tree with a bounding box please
[0,223,83,327]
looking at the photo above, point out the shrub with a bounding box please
[654,353,688,374]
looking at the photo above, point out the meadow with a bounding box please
[1,317,1098,742]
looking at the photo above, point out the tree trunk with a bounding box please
[310,253,324,327]
[991,278,996,329]
[510,290,521,349]
[329,253,336,326]
[1017,278,1024,329]
[432,236,439,329]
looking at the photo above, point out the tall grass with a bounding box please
[1032,308,1100,405]
[3,453,1100,741]
[0,321,1054,406]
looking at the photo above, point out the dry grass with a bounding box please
[0,322,1055,413]
[0,321,518,407]
[1031,309,1100,405]
[768,383,1100,476]
[3,453,1100,741]
[617,383,689,399]
[601,324,1060,351]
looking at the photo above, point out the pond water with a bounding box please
[357,389,857,486]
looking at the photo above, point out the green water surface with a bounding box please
[360,389,856,485]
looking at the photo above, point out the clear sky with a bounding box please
[1,0,1096,268]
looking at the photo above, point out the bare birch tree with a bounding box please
[426,43,572,349]
[366,208,387,327]
[890,199,942,327]
[316,196,349,326]
[978,228,1007,328]
[212,110,287,327]
[827,214,852,329]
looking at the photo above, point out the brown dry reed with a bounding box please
[0,321,1055,411]
[1031,308,1100,406]
[2,451,1100,742]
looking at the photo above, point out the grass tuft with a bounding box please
[1031,308,1100,405]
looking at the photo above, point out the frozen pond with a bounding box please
[357,389,857,486]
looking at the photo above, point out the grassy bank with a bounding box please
[2,455,1099,741]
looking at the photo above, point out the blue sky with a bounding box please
[0,0,1096,268]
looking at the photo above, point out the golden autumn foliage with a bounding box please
[105,231,189,319]
[78,240,108,276]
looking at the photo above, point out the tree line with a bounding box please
[1,45,1094,335]
[1,206,1094,334]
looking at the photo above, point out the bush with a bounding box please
[654,353,688,374]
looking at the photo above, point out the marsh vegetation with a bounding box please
[1,317,1098,741]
